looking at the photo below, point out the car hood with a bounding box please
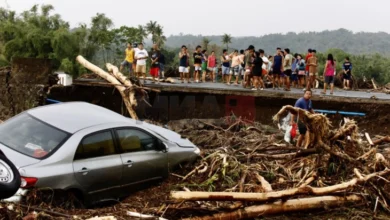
[0,143,40,169]
[142,123,195,147]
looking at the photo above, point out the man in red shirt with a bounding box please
[304,49,312,89]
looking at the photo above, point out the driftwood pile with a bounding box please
[166,108,390,219]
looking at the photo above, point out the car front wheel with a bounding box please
[0,153,21,200]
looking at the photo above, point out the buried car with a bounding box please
[0,102,200,205]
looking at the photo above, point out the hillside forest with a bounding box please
[1,5,390,84]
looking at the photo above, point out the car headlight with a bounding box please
[194,147,200,155]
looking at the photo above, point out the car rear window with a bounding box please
[0,113,69,159]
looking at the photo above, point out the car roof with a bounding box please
[27,102,135,133]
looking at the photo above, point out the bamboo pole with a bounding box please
[76,56,138,119]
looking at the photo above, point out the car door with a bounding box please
[115,128,168,187]
[73,130,123,197]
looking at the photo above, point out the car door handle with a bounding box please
[77,167,89,174]
[124,160,133,167]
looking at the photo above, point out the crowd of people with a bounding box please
[120,43,354,93]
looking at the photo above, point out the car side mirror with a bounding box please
[157,140,167,152]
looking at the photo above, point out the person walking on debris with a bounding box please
[207,51,217,83]
[179,45,190,83]
[134,43,149,83]
[120,43,134,77]
[193,46,203,83]
[322,54,336,95]
[291,89,314,148]
[150,43,160,83]
[306,49,318,91]
[342,57,353,90]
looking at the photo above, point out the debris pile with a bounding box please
[165,108,390,219]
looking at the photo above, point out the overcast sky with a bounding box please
[3,0,389,36]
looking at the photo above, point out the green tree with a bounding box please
[146,20,158,43]
[202,37,210,51]
[88,13,114,64]
[154,25,166,47]
[222,34,232,50]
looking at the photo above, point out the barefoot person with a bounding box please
[322,54,336,95]
[120,43,134,77]
[134,43,148,83]
[201,50,208,82]
[251,51,265,90]
[243,45,255,88]
[230,50,242,85]
[179,45,190,83]
[283,48,293,91]
[291,90,314,148]
[207,51,217,82]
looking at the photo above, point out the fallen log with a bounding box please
[76,55,138,119]
[183,195,362,220]
[373,136,390,145]
[171,168,390,202]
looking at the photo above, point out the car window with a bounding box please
[0,113,69,159]
[116,129,158,152]
[75,131,116,160]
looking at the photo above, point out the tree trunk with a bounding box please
[184,195,362,220]
[171,168,390,202]
[106,63,137,108]
[76,55,138,119]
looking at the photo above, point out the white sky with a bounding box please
[3,0,390,36]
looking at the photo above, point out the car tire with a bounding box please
[0,154,21,200]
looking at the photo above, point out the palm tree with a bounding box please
[222,34,232,51]
[154,25,166,47]
[202,37,210,50]
[146,20,158,43]
[137,25,148,43]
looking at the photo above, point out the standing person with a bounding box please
[306,50,318,91]
[322,54,336,95]
[291,53,299,88]
[179,45,190,83]
[207,51,217,83]
[251,51,265,90]
[159,50,166,79]
[134,43,149,83]
[342,57,353,90]
[259,49,270,83]
[239,50,245,81]
[149,44,160,83]
[297,54,306,89]
[272,48,284,89]
[243,46,255,88]
[291,90,314,148]
[120,43,134,76]
[201,50,208,82]
[283,48,293,91]
[193,46,203,83]
[221,49,231,84]
[230,50,243,85]
[267,55,274,84]
[304,49,313,90]
[132,43,139,73]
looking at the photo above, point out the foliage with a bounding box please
[222,33,232,50]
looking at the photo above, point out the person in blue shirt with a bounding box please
[291,89,314,148]
[342,57,353,90]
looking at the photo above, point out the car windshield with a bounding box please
[0,113,69,159]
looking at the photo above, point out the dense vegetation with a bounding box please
[1,5,390,84]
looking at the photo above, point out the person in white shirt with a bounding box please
[260,49,270,83]
[134,43,149,83]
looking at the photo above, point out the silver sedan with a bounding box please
[0,102,200,205]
